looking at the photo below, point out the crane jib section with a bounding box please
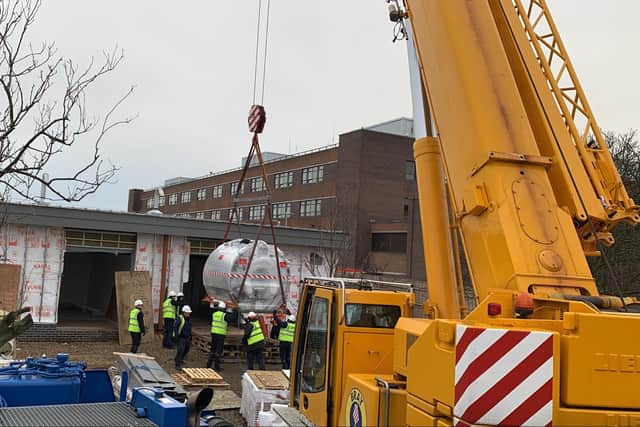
[405,0,638,299]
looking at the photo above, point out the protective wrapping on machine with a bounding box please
[203,239,290,313]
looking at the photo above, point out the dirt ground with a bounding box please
[14,334,282,426]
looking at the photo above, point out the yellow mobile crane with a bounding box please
[286,1,640,426]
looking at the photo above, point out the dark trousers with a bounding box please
[163,318,175,348]
[130,332,141,353]
[246,342,265,370]
[175,336,191,369]
[279,342,292,370]
[207,334,225,370]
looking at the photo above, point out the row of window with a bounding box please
[145,165,326,209]
[173,199,324,221]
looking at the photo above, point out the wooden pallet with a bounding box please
[182,368,225,384]
[247,370,289,390]
[171,372,229,388]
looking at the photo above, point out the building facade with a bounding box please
[128,118,427,283]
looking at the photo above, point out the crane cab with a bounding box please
[289,277,414,426]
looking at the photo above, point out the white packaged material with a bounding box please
[203,239,291,313]
[256,405,288,427]
[240,372,289,427]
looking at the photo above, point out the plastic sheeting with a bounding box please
[240,373,289,427]
[134,234,189,323]
[203,239,291,313]
[0,225,64,324]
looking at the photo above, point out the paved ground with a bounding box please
[15,334,282,426]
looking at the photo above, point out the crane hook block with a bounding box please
[248,104,267,134]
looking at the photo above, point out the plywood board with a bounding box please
[0,264,21,312]
[182,368,225,384]
[171,373,229,388]
[247,370,289,390]
[115,271,154,345]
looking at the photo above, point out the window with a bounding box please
[168,194,178,205]
[195,211,204,219]
[309,252,323,266]
[159,196,165,207]
[181,191,191,203]
[274,171,293,189]
[211,209,222,220]
[301,296,328,393]
[405,160,416,180]
[371,232,407,253]
[300,199,322,217]
[212,185,223,198]
[145,199,153,209]
[302,165,324,184]
[196,188,207,201]
[229,207,243,221]
[249,205,265,221]
[250,177,265,192]
[272,202,292,219]
[345,304,401,328]
[231,181,245,195]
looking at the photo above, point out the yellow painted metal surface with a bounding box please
[407,0,599,300]
[414,137,461,319]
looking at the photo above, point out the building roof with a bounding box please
[145,144,338,192]
[3,202,344,249]
[365,117,414,138]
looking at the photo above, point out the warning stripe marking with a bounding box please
[203,270,294,280]
[454,325,553,427]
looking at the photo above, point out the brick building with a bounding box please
[128,118,426,283]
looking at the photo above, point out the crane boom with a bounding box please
[407,0,638,303]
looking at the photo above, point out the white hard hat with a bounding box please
[209,303,215,309]
[218,301,226,309]
[287,314,295,322]
[177,292,184,297]
[134,299,143,306]
[182,305,192,313]
[248,311,256,318]
[168,290,177,297]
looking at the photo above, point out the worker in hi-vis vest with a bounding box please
[127,299,145,353]
[242,311,265,370]
[161,290,178,348]
[206,301,236,371]
[173,305,192,370]
[275,314,296,370]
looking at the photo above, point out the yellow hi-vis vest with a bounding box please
[278,321,295,343]
[211,311,227,335]
[128,308,141,333]
[162,298,176,320]
[177,315,186,335]
[247,320,265,345]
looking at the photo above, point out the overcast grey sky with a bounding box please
[28,1,640,210]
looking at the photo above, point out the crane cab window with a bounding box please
[345,304,401,328]
[301,297,328,393]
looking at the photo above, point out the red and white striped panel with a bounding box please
[454,325,553,427]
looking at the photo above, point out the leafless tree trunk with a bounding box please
[0,0,135,202]
[304,197,353,277]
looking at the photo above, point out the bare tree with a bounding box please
[0,0,134,202]
[304,198,353,277]
[589,130,640,296]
